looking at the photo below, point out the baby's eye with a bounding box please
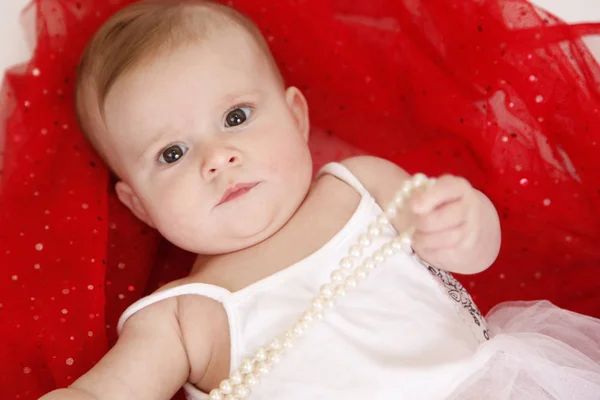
[158,144,188,164]
[225,106,252,127]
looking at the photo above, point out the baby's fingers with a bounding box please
[415,199,466,234]
[411,175,471,214]
[412,225,465,253]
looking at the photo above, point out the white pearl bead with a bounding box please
[401,180,413,194]
[209,389,223,400]
[391,236,404,250]
[313,310,324,320]
[219,379,233,394]
[334,285,346,298]
[377,214,390,226]
[358,234,372,247]
[373,250,386,264]
[393,194,405,207]
[340,256,355,269]
[245,373,259,387]
[282,337,293,348]
[383,243,395,257]
[368,223,381,237]
[254,348,267,362]
[412,173,428,187]
[312,298,324,310]
[301,310,314,324]
[293,322,306,336]
[362,258,376,270]
[230,370,243,385]
[320,283,334,298]
[268,349,282,364]
[241,359,254,374]
[224,395,237,400]
[385,206,397,218]
[344,276,357,290]
[284,329,296,340]
[255,361,271,375]
[348,245,362,258]
[233,384,250,398]
[399,232,412,249]
[354,266,369,280]
[331,270,345,283]
[269,338,282,350]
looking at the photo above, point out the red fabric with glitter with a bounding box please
[1,0,600,398]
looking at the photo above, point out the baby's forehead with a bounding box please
[127,23,272,87]
[114,28,278,108]
[184,24,268,64]
[101,30,278,154]
[124,33,271,97]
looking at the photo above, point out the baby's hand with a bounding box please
[408,175,500,274]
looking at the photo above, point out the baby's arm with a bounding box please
[342,156,501,274]
[40,296,208,400]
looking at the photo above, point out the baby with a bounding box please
[42,0,504,399]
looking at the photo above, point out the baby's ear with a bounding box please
[285,86,310,141]
[115,181,155,228]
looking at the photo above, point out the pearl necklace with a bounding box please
[209,173,434,400]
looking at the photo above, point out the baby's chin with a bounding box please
[178,214,283,255]
[186,233,271,256]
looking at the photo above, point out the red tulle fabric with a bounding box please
[1,0,600,398]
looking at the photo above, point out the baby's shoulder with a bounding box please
[340,156,410,184]
[339,156,411,203]
[124,278,226,330]
[153,278,227,317]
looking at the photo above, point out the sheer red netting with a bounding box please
[1,0,599,398]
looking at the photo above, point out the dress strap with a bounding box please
[117,283,231,332]
[317,162,370,197]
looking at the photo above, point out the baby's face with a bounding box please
[102,27,312,254]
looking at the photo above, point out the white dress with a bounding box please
[118,163,600,399]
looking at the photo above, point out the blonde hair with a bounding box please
[75,0,282,154]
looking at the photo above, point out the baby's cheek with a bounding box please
[150,181,201,228]
[266,153,308,184]
[260,145,291,175]
[274,136,311,171]
[152,199,206,251]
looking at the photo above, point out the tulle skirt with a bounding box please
[450,301,600,399]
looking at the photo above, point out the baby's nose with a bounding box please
[201,147,242,180]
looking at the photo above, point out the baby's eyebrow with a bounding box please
[135,127,176,162]
[218,90,262,108]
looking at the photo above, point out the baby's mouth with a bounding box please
[217,182,260,206]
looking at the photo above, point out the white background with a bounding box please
[1,0,600,76]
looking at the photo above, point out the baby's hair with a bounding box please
[75,0,282,157]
